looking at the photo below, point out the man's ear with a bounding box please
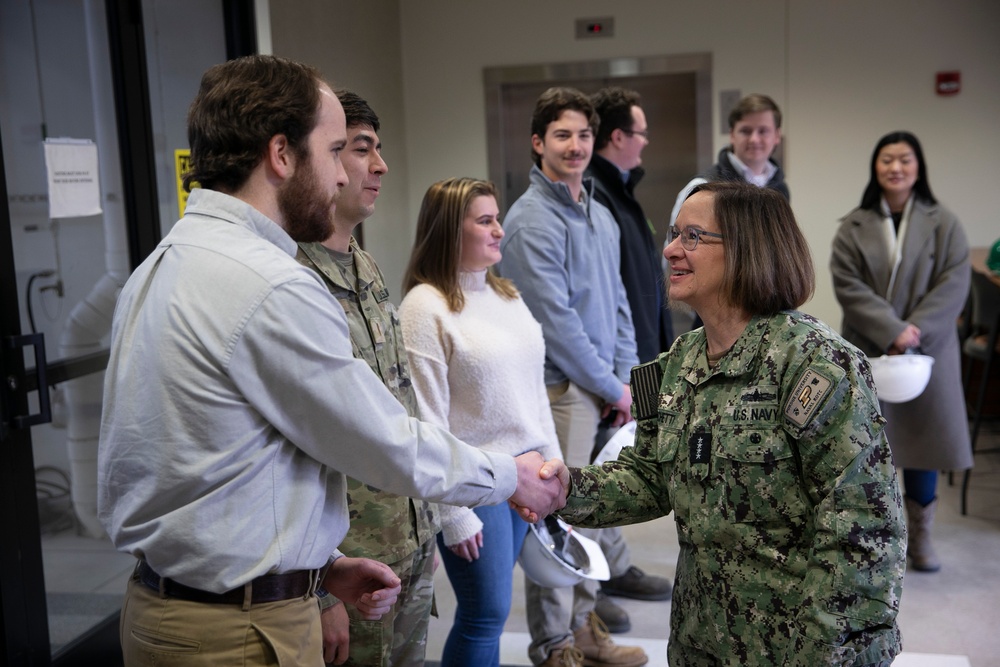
[531,134,544,157]
[610,127,628,149]
[267,134,295,179]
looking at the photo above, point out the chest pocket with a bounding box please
[715,424,807,523]
[642,411,682,514]
[654,410,682,465]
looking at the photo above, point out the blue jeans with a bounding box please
[902,468,938,506]
[437,503,529,667]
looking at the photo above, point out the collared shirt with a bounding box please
[726,151,778,188]
[98,188,515,592]
[296,238,439,562]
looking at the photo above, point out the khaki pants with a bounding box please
[526,381,632,665]
[120,573,322,667]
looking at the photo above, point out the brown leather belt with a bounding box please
[137,560,316,605]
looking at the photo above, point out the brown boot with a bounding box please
[540,639,585,667]
[573,612,648,667]
[905,497,941,572]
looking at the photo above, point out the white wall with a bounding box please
[269,1,413,301]
[787,1,1000,323]
[271,0,1000,328]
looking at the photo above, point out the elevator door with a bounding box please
[485,56,711,250]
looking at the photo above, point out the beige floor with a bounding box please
[426,424,1000,667]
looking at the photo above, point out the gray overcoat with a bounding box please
[831,198,972,470]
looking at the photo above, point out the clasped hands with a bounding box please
[509,451,570,523]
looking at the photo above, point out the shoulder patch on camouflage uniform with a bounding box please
[630,360,663,421]
[784,368,834,427]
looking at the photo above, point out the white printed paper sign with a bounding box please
[44,138,102,218]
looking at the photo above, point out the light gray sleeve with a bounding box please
[229,277,517,509]
[501,224,624,403]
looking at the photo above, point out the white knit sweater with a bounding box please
[399,270,562,546]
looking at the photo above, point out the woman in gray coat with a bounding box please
[831,130,971,573]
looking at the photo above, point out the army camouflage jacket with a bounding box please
[297,239,439,562]
[561,311,905,666]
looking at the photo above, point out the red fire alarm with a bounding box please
[935,71,961,96]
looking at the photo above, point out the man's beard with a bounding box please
[277,154,336,243]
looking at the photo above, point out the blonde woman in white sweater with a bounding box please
[400,178,562,666]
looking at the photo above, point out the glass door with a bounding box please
[0,1,248,664]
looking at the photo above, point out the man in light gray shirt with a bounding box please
[98,55,565,667]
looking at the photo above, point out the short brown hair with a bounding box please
[403,177,518,311]
[728,93,782,130]
[591,87,641,150]
[689,181,813,314]
[184,55,324,192]
[529,87,599,167]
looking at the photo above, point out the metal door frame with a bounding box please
[0,2,256,664]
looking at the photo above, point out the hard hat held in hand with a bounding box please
[519,516,610,587]
[868,353,934,403]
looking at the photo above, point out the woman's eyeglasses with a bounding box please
[669,226,724,251]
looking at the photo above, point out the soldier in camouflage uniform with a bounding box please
[296,90,439,667]
[555,182,906,666]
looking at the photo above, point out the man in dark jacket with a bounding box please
[589,88,674,365]
[585,88,674,633]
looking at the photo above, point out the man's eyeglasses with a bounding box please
[622,129,649,140]
[669,226,724,251]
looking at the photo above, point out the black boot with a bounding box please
[601,566,672,601]
[594,590,631,633]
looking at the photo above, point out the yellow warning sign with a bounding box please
[174,149,198,217]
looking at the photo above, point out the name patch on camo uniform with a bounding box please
[784,368,833,427]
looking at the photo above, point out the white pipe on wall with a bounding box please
[59,0,130,538]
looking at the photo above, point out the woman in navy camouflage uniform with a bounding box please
[553,182,905,666]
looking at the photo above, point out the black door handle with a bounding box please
[4,333,51,429]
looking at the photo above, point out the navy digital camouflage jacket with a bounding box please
[561,311,905,666]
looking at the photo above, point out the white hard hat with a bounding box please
[593,421,637,465]
[519,517,610,588]
[868,353,934,403]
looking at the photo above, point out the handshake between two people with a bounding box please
[319,450,570,660]
[509,451,571,524]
